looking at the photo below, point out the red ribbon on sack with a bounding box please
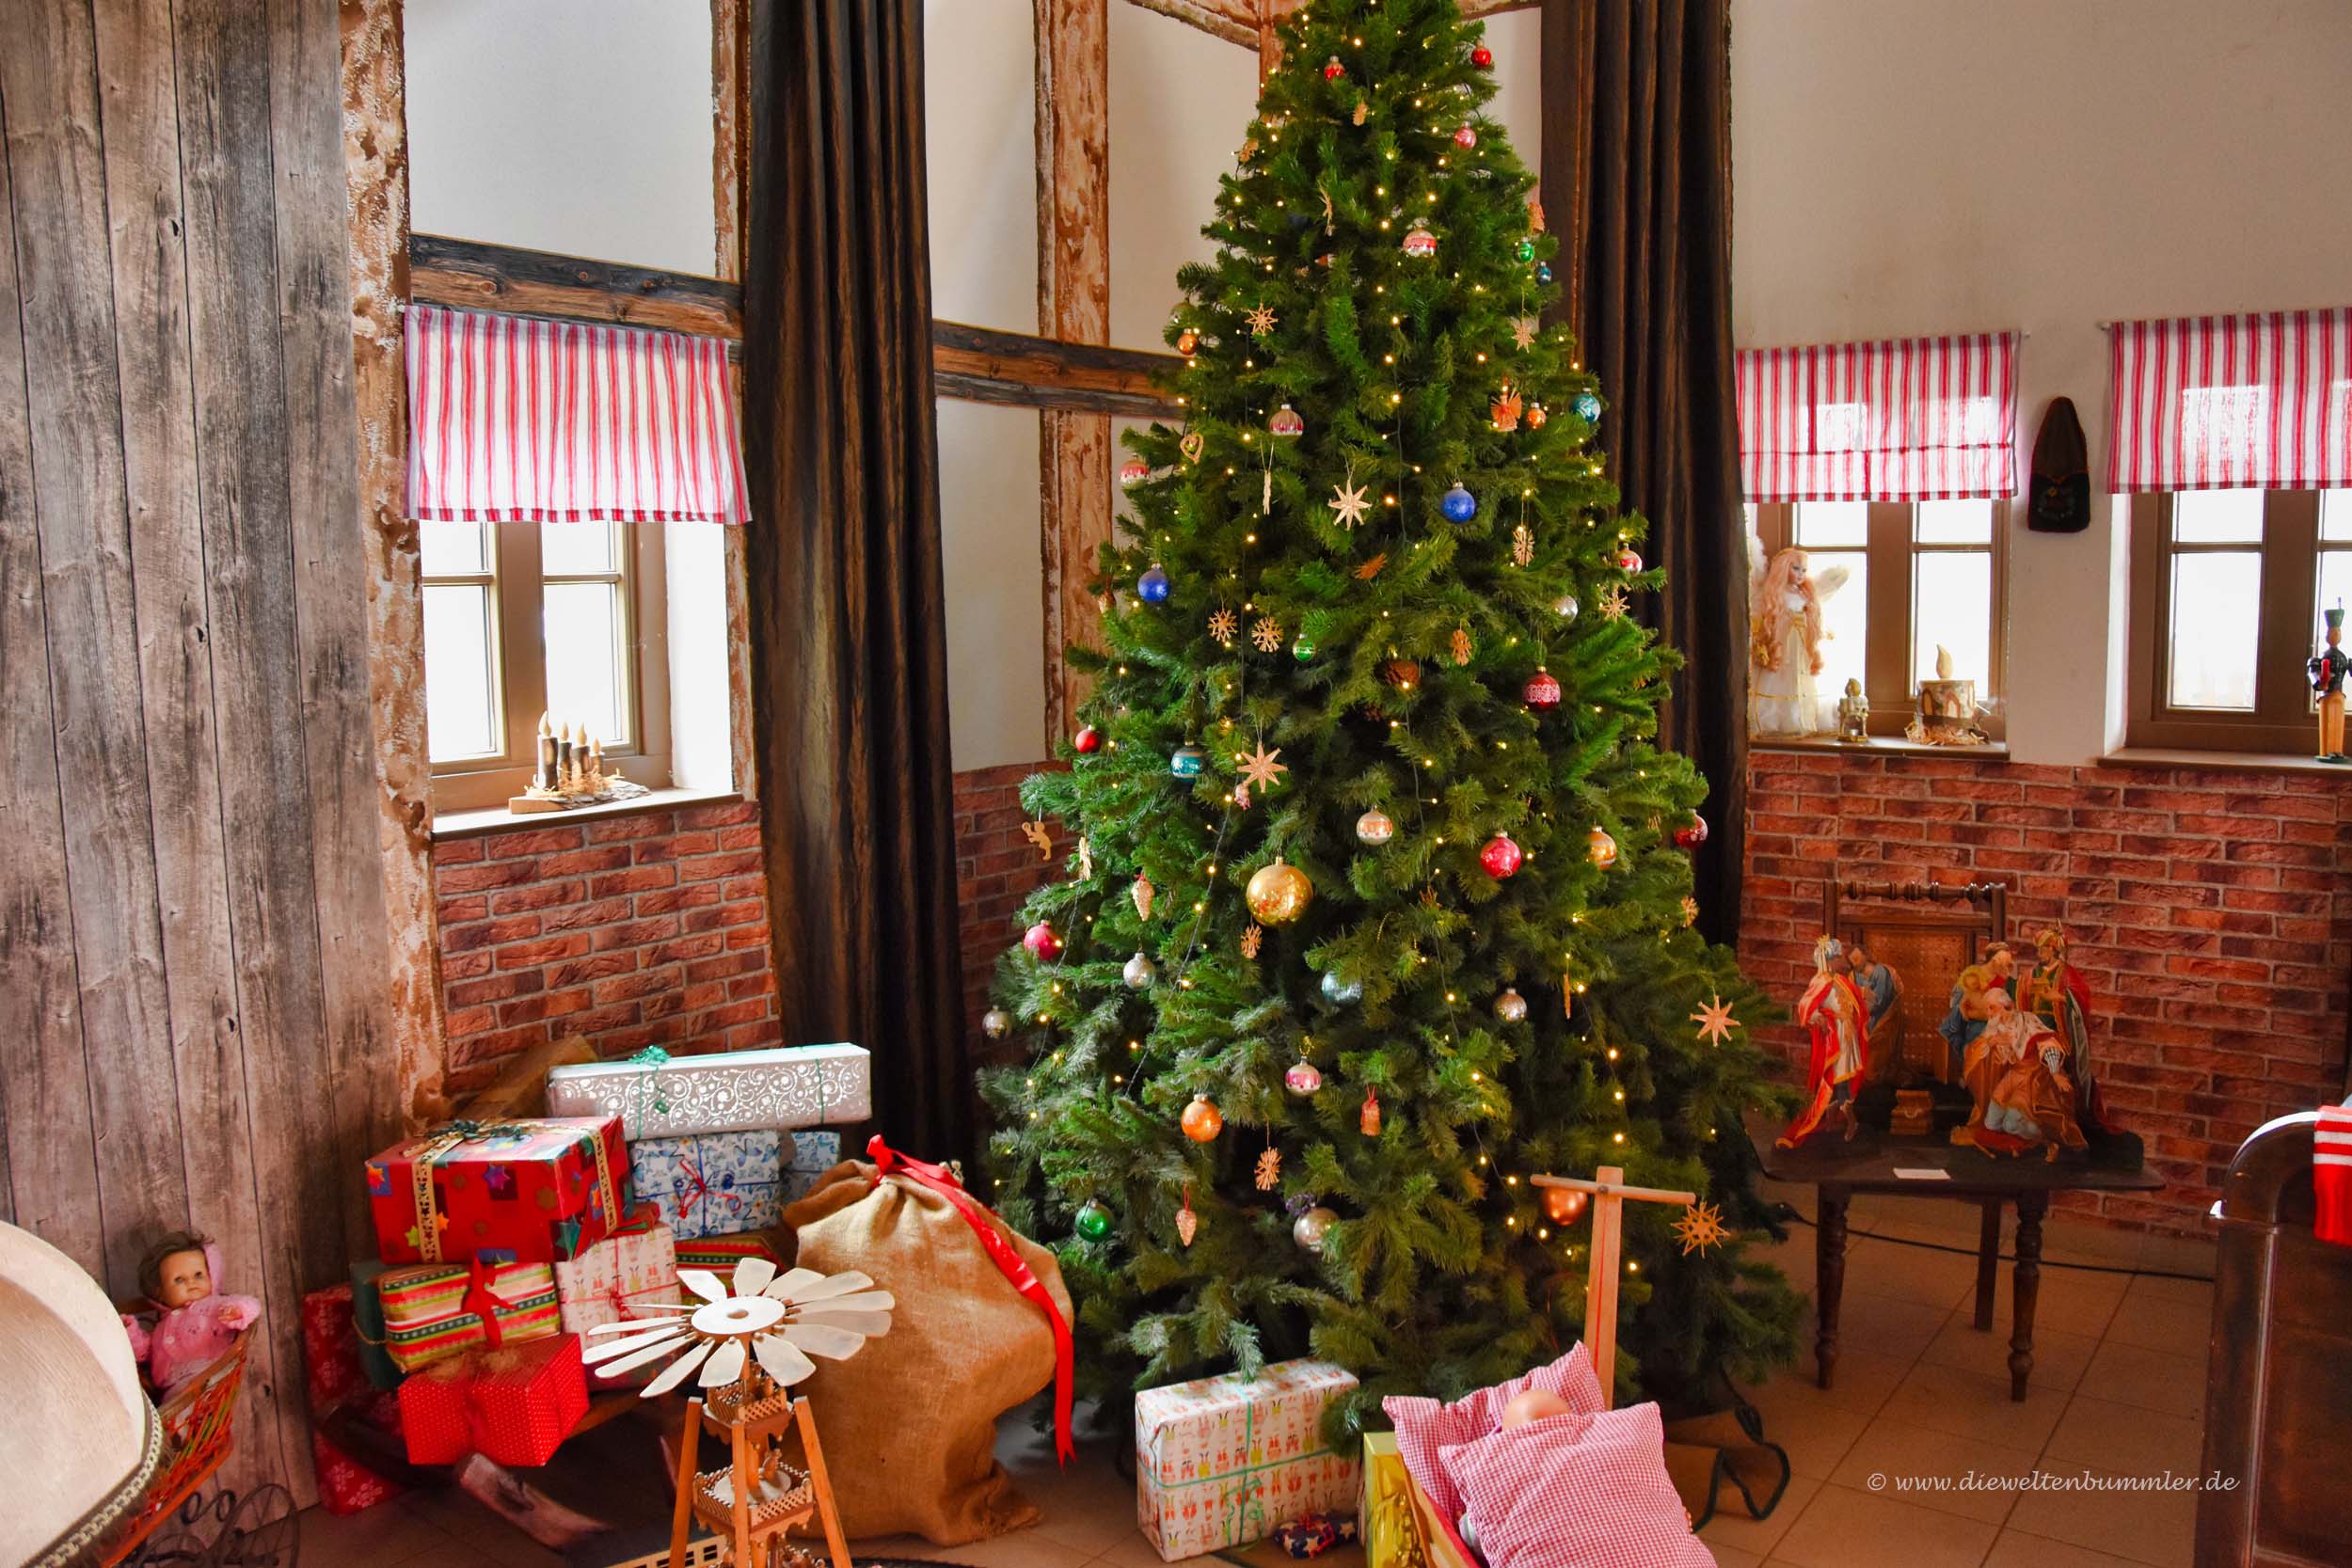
[460,1257,518,1350]
[867,1136,1074,1464]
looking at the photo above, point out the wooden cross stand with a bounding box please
[1530,1165,1697,1407]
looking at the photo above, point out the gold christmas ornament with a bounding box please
[1181,1094,1224,1143]
[1245,859,1314,925]
[1175,1189,1198,1247]
[1587,826,1620,867]
[1133,875,1155,920]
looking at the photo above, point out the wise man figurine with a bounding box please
[2311,604,2349,762]
[1777,934,1870,1148]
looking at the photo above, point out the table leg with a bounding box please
[2008,1192,2048,1402]
[1973,1199,2001,1331]
[1816,1189,1849,1390]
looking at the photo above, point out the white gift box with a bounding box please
[1135,1358,1360,1560]
[545,1043,871,1138]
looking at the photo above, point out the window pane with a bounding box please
[2322,489,2352,542]
[1915,499,1993,545]
[542,518,618,577]
[1795,500,1867,548]
[2172,489,2264,544]
[544,580,628,746]
[420,519,488,578]
[1913,550,1993,692]
[1810,549,1867,704]
[422,583,499,760]
[2167,550,2262,709]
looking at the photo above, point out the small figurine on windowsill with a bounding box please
[1836,678,1870,743]
[119,1231,260,1396]
[2310,604,2348,763]
[1748,547,1850,736]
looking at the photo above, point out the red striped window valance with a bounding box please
[405,304,749,525]
[2106,309,2352,493]
[1735,332,2019,503]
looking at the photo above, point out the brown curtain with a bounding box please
[743,0,969,1161]
[1542,0,1749,946]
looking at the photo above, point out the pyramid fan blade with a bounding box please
[761,1267,828,1302]
[580,1323,690,1363]
[753,1334,817,1388]
[698,1338,748,1389]
[793,1290,893,1315]
[733,1257,779,1296]
[778,1322,866,1360]
[787,1270,873,1303]
[678,1269,730,1304]
[639,1339,716,1398]
[586,1307,694,1332]
[605,1332,708,1380]
[788,1310,889,1339]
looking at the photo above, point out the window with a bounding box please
[2126,488,2349,752]
[422,519,672,809]
[1747,498,2007,737]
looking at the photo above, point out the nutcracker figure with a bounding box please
[2311,604,2349,762]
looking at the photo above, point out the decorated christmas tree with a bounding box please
[978,0,1800,1429]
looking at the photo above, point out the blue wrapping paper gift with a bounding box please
[628,1130,785,1241]
[785,1131,841,1201]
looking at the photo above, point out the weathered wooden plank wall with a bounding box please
[0,0,395,1505]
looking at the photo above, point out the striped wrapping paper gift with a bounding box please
[377,1259,561,1373]
[670,1229,780,1289]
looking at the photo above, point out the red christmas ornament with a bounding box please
[1023,921,1063,960]
[1471,44,1494,69]
[1523,669,1563,712]
[1073,724,1102,754]
[1480,833,1523,879]
[1323,55,1346,80]
[1542,1185,1588,1225]
[1616,547,1644,572]
[1453,124,1478,150]
[1120,458,1152,487]
[1674,812,1709,848]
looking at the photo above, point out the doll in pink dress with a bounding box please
[119,1231,260,1394]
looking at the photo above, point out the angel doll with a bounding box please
[119,1230,260,1394]
[1748,546,1850,736]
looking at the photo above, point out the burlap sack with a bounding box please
[782,1159,1074,1545]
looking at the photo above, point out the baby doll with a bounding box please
[119,1231,261,1394]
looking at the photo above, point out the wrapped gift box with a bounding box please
[302,1283,368,1414]
[629,1129,785,1241]
[785,1131,842,1201]
[546,1042,871,1138]
[378,1258,562,1373]
[1135,1359,1360,1560]
[399,1335,588,1467]
[365,1116,629,1266]
[551,1205,681,1385]
[1359,1432,1476,1568]
[671,1228,782,1290]
[349,1260,404,1390]
[312,1388,407,1515]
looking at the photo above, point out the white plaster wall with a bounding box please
[927,0,1038,332]
[1730,0,2352,764]
[1477,8,1543,179]
[937,402,1049,767]
[405,0,715,275]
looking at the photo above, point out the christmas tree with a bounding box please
[979,0,1800,1430]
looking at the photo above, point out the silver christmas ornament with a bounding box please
[1293,1205,1339,1252]
[1123,951,1158,990]
[1355,809,1396,846]
[981,1007,1012,1039]
[1320,971,1363,1006]
[1494,988,1529,1023]
[1553,594,1581,622]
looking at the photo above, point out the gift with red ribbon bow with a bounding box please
[398,1335,587,1466]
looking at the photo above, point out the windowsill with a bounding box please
[1754,735,2010,761]
[431,784,743,841]
[2100,747,2352,777]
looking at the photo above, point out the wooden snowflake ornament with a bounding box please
[1328,473,1371,530]
[1243,302,1278,338]
[1209,608,1239,647]
[1240,924,1263,959]
[1689,993,1740,1047]
[1674,1201,1728,1257]
[1255,1147,1281,1189]
[1251,615,1285,653]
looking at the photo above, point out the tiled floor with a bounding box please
[299,1189,2217,1568]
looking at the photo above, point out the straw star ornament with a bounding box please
[581,1259,893,1397]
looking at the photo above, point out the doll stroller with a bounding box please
[99,1328,297,1567]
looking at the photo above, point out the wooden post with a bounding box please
[796,1397,855,1568]
[1033,0,1111,750]
[1531,1165,1696,1407]
[666,1397,700,1568]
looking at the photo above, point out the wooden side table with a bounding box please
[1754,1127,2164,1401]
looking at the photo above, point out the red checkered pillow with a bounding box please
[1439,1402,1712,1568]
[1380,1347,1606,1527]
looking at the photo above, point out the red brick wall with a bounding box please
[952,760,1065,1066]
[1740,751,2352,1232]
[433,800,781,1083]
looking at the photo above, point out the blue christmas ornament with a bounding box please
[1169,743,1208,778]
[1138,565,1172,603]
[1440,483,1477,522]
[1574,390,1604,424]
[1536,261,1553,284]
[1320,971,1363,1006]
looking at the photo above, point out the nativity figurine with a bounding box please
[119,1230,260,1395]
[1951,989,2086,1161]
[1846,942,1903,1080]
[1776,934,1870,1148]
[1749,546,1850,737]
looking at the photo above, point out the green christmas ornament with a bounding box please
[1293,633,1316,662]
[1514,236,1536,262]
[1074,1200,1113,1242]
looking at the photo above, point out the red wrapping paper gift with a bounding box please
[312,1388,407,1515]
[302,1282,368,1414]
[365,1116,629,1266]
[399,1334,589,1467]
